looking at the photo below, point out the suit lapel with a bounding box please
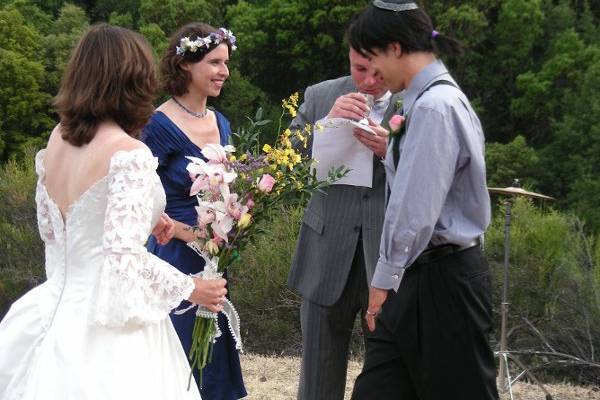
[381,92,402,129]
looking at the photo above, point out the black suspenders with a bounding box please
[391,79,458,169]
[387,79,458,205]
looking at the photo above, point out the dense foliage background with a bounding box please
[0,0,599,230]
[0,0,599,386]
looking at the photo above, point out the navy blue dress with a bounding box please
[143,110,247,400]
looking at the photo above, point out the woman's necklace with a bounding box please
[172,96,208,118]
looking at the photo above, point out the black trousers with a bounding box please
[352,246,499,400]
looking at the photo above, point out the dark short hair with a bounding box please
[347,4,462,58]
[54,23,157,146]
[161,22,233,97]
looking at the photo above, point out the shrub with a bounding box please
[485,197,600,385]
[229,205,303,354]
[0,147,44,318]
[2,149,598,386]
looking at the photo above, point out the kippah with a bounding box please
[373,0,419,12]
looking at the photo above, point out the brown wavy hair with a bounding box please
[160,22,232,96]
[54,23,158,146]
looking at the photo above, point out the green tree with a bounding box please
[138,21,168,56]
[41,3,89,94]
[511,29,588,145]
[578,2,600,45]
[227,0,364,101]
[2,0,53,33]
[0,7,53,159]
[138,0,224,37]
[485,135,540,188]
[539,59,600,230]
[108,11,134,29]
[428,2,489,100]
[211,68,271,131]
[91,0,140,22]
[482,0,544,143]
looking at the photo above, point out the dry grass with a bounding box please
[240,354,600,400]
[240,354,359,400]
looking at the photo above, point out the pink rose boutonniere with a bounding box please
[388,114,406,136]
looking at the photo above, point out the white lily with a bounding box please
[195,203,216,225]
[202,143,230,163]
[210,201,234,242]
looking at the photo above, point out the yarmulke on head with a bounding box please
[372,0,419,12]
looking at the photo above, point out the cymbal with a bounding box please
[488,186,554,200]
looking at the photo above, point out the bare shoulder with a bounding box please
[49,124,62,140]
[45,124,64,149]
[155,99,172,114]
[111,135,148,153]
[97,124,149,154]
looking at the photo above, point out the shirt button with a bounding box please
[392,274,399,280]
[362,194,369,200]
[404,246,410,253]
[354,226,360,232]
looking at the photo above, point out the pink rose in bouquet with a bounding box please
[257,174,276,193]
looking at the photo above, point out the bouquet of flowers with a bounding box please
[183,93,347,386]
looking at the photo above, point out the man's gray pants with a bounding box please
[298,240,369,400]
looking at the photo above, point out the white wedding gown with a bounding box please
[0,148,202,400]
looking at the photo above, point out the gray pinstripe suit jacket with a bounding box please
[288,76,401,306]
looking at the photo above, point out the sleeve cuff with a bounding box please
[371,260,405,292]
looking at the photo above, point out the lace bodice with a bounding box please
[34,148,195,328]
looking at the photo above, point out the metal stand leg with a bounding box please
[497,351,514,400]
[496,350,553,399]
[495,189,553,400]
[506,354,553,400]
[498,199,513,392]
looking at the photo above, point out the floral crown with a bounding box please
[176,27,237,57]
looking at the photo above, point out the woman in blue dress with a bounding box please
[142,22,246,400]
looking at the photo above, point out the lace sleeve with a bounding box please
[34,150,56,242]
[91,148,195,328]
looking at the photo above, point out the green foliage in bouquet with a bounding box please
[183,93,347,382]
[186,93,347,267]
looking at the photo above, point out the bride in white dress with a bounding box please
[0,23,227,400]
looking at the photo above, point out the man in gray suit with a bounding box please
[288,47,401,400]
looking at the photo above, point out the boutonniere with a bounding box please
[394,99,403,111]
[385,98,405,136]
[388,114,406,136]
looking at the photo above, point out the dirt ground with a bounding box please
[240,354,600,400]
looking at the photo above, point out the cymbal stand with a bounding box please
[495,191,553,400]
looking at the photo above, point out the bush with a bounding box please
[2,148,599,386]
[0,147,44,318]
[229,203,368,358]
[231,197,600,385]
[229,205,303,355]
[485,197,600,385]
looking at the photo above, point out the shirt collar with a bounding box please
[402,59,452,114]
[375,90,392,106]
